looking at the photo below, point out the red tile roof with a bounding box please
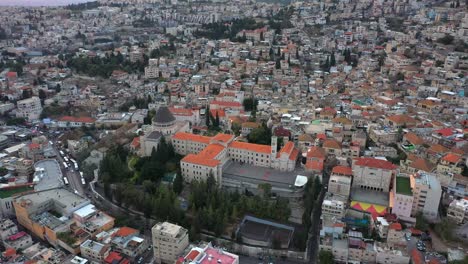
[212,133,234,143]
[210,101,242,108]
[323,139,341,149]
[387,114,416,125]
[210,109,226,118]
[434,128,454,137]
[197,144,225,160]
[354,157,397,170]
[6,72,17,79]
[114,227,138,237]
[332,166,353,175]
[170,107,193,116]
[306,146,326,159]
[58,116,95,123]
[131,137,140,148]
[289,148,299,161]
[229,141,271,154]
[405,132,424,145]
[411,249,423,264]
[389,222,402,231]
[279,141,294,155]
[442,153,461,164]
[172,132,211,144]
[182,154,220,167]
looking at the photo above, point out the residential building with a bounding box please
[391,175,414,219]
[447,199,468,224]
[56,116,95,128]
[322,193,347,218]
[16,97,42,122]
[111,227,148,260]
[0,219,18,243]
[80,239,110,263]
[437,153,463,175]
[3,231,33,250]
[411,171,442,221]
[152,222,189,264]
[305,146,327,173]
[241,122,260,136]
[328,166,353,197]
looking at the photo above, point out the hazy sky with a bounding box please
[0,0,94,6]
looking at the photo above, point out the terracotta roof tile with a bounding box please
[182,154,220,167]
[332,166,353,175]
[229,141,271,154]
[306,146,326,159]
[441,153,461,164]
[173,132,211,144]
[354,157,397,170]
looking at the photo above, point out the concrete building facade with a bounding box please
[152,222,189,264]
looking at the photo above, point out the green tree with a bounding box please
[258,183,272,198]
[319,250,334,264]
[205,106,210,127]
[330,51,336,67]
[215,111,220,127]
[173,172,183,194]
[275,58,281,69]
[242,98,258,112]
[247,122,271,145]
[38,89,46,105]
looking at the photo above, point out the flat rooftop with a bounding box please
[81,239,106,253]
[152,222,186,238]
[223,162,304,189]
[351,188,389,207]
[14,188,89,216]
[396,176,412,195]
[200,247,237,264]
[34,159,64,191]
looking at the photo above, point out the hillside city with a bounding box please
[0,0,467,263]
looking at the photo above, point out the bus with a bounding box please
[63,177,69,185]
[62,162,68,169]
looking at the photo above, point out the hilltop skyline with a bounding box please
[0,0,93,7]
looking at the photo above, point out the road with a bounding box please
[49,140,85,195]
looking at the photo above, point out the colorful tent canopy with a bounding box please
[350,201,387,219]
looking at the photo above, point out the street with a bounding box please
[50,140,85,195]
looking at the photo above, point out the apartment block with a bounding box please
[152,222,189,264]
[16,97,42,122]
[80,239,110,263]
[447,199,468,224]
